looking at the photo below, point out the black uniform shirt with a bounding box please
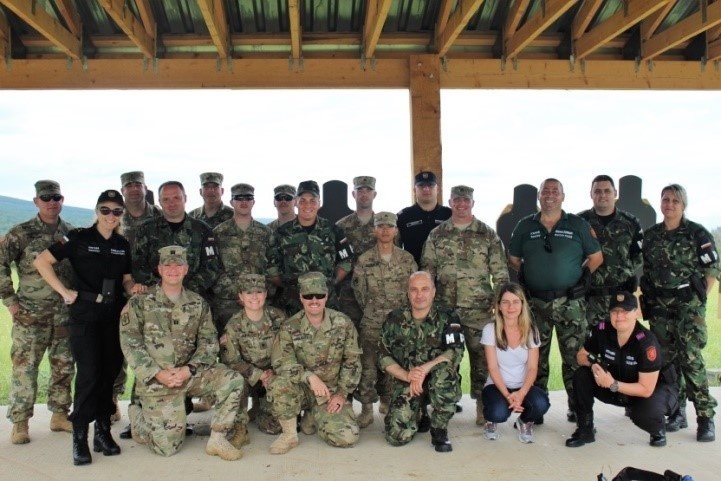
[397,203,452,265]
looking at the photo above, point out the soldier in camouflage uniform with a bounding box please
[188,172,234,228]
[508,179,603,422]
[336,176,378,328]
[267,184,297,231]
[421,185,509,425]
[220,274,287,435]
[641,184,719,442]
[120,246,245,460]
[212,183,272,332]
[578,175,643,327]
[267,180,353,314]
[0,180,75,443]
[352,212,417,427]
[266,272,361,454]
[379,271,463,452]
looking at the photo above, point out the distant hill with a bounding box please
[0,195,95,235]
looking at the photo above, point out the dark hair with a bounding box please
[591,175,615,189]
[540,178,564,193]
[158,181,186,195]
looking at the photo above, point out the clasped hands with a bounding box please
[155,366,192,388]
[308,374,346,414]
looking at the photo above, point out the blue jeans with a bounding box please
[482,383,550,423]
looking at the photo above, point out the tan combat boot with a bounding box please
[228,423,250,449]
[269,418,299,455]
[476,400,485,426]
[50,412,73,433]
[357,403,374,428]
[127,404,147,445]
[300,410,316,435]
[206,429,243,461]
[11,420,30,444]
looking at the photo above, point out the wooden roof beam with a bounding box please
[197,0,230,58]
[0,8,9,60]
[576,0,668,59]
[505,0,531,41]
[435,0,454,36]
[135,0,156,36]
[97,0,154,58]
[640,0,677,41]
[289,0,301,59]
[506,0,578,59]
[0,0,81,59]
[436,0,486,57]
[362,0,392,59]
[54,0,81,37]
[643,0,721,59]
[572,0,604,39]
[708,36,721,59]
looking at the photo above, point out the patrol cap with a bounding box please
[35,180,61,196]
[200,172,224,186]
[353,176,376,190]
[374,211,397,227]
[231,183,255,196]
[298,272,328,295]
[121,171,145,186]
[97,189,124,206]
[609,291,638,311]
[274,184,297,197]
[415,171,437,186]
[450,185,474,200]
[297,180,320,197]
[239,273,266,293]
[158,245,188,265]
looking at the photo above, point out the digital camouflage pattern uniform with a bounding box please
[267,307,362,448]
[221,305,287,434]
[120,285,245,456]
[352,245,417,405]
[641,218,720,418]
[336,211,376,326]
[578,208,643,326]
[379,305,463,446]
[189,204,234,229]
[421,217,509,400]
[0,215,75,423]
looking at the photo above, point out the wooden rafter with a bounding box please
[135,0,156,36]
[54,0,81,37]
[289,0,301,59]
[505,0,531,41]
[575,0,668,59]
[362,0,392,59]
[436,0,486,56]
[0,0,81,58]
[97,0,154,58]
[0,8,9,60]
[640,0,677,41]
[197,0,230,58]
[435,0,454,36]
[505,0,578,59]
[572,0,604,39]
[708,36,721,59]
[643,0,721,59]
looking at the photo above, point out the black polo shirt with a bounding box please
[397,203,451,265]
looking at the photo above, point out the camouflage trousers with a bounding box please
[586,294,612,328]
[646,299,717,418]
[337,279,363,329]
[244,381,280,434]
[384,363,460,447]
[455,309,492,400]
[133,366,246,457]
[529,296,587,410]
[210,298,242,334]
[357,325,391,404]
[113,359,128,396]
[267,376,359,448]
[7,302,74,423]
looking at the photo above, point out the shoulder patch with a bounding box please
[645,346,657,362]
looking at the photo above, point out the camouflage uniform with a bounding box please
[122,202,163,247]
[189,204,234,229]
[221,305,287,434]
[578,208,643,326]
[352,245,417,404]
[378,305,463,446]
[267,307,361,448]
[336,212,376,326]
[421,217,509,400]
[641,218,720,418]
[0,215,75,423]
[120,285,245,456]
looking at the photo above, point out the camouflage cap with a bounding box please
[158,245,188,265]
[231,183,255,196]
[353,176,376,190]
[298,271,328,295]
[35,180,61,196]
[97,189,124,206]
[239,273,266,293]
[450,185,474,200]
[374,211,397,227]
[121,171,145,186]
[274,184,297,197]
[297,180,320,197]
[609,291,638,311]
[200,172,224,186]
[414,171,437,185]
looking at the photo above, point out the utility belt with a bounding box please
[528,288,569,302]
[587,285,623,297]
[76,278,116,305]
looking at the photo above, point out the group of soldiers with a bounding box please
[1,169,718,460]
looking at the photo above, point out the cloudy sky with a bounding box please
[0,88,719,230]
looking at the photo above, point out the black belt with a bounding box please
[76,291,114,304]
[588,285,622,297]
[529,288,568,302]
[644,285,692,299]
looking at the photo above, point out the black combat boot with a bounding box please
[665,408,687,432]
[649,430,667,447]
[72,423,92,466]
[94,418,121,455]
[697,416,715,442]
[430,427,452,453]
[565,413,595,448]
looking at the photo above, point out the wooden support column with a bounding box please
[409,54,443,202]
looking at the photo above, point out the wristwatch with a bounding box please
[609,380,619,393]
[187,364,197,376]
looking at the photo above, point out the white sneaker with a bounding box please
[515,418,534,444]
[483,422,498,440]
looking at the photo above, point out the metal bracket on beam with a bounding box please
[142,57,159,74]
[216,57,222,72]
[700,56,707,72]
[66,56,73,70]
[227,56,233,73]
[81,56,88,71]
[500,56,506,71]
[360,53,366,71]
[646,59,654,72]
[441,56,448,72]
[715,59,720,72]
[288,56,304,72]
[569,54,575,72]
[512,57,519,71]
[634,56,641,73]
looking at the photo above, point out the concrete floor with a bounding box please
[1,389,719,481]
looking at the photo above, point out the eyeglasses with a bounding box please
[301,293,326,300]
[98,206,124,217]
[274,194,294,202]
[543,234,553,253]
[233,195,254,201]
[39,194,63,202]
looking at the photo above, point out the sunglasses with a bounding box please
[98,206,124,217]
[39,194,63,202]
[233,195,254,201]
[543,234,553,253]
[301,293,326,300]
[274,194,294,202]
